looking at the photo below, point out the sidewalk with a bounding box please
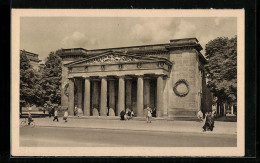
[28,117,237,135]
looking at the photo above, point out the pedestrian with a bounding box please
[146,105,152,123]
[130,110,134,120]
[49,105,54,118]
[197,110,203,122]
[43,103,47,115]
[63,109,68,122]
[124,112,128,120]
[74,105,78,116]
[202,112,214,131]
[120,110,125,120]
[53,109,59,122]
[28,111,33,125]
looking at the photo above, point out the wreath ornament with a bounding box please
[173,79,189,97]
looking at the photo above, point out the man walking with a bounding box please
[53,109,59,122]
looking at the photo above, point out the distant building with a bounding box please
[20,50,41,71]
[57,38,213,120]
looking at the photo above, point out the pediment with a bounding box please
[85,54,138,64]
[65,51,172,67]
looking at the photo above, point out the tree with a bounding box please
[20,52,42,106]
[205,36,237,104]
[41,52,62,105]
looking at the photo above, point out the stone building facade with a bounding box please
[20,50,41,71]
[57,38,212,120]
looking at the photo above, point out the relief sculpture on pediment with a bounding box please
[87,55,137,64]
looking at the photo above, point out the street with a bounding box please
[20,126,237,147]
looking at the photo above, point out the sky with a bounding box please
[20,17,237,63]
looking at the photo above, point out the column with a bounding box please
[92,80,99,109]
[100,77,107,116]
[77,79,83,109]
[144,79,150,108]
[84,77,90,116]
[125,79,132,110]
[109,80,115,116]
[137,76,144,117]
[156,75,164,117]
[68,78,74,115]
[118,76,125,116]
[231,104,234,115]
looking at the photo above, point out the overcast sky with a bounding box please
[20,17,237,62]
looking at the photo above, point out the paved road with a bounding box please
[20,126,236,147]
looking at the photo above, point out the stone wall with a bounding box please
[167,49,201,119]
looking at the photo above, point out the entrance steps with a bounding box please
[67,116,199,121]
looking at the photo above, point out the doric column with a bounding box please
[156,75,164,117]
[68,78,74,115]
[118,76,125,116]
[84,77,91,116]
[100,77,108,116]
[77,79,83,109]
[231,105,234,115]
[137,75,144,117]
[109,79,115,114]
[125,79,132,110]
[144,79,151,108]
[92,80,99,109]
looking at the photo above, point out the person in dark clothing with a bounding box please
[120,110,125,120]
[49,106,54,118]
[202,112,215,131]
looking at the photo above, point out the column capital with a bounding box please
[99,76,107,79]
[136,75,144,78]
[155,74,164,77]
[117,75,125,79]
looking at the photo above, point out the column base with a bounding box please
[156,110,163,117]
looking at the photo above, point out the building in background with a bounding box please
[20,49,41,71]
[57,38,213,120]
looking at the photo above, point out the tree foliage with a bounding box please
[40,52,62,105]
[205,36,237,104]
[20,52,42,105]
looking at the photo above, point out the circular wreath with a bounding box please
[173,79,189,97]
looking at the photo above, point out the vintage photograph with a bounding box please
[11,9,245,156]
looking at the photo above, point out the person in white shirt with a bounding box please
[53,109,59,122]
[63,110,68,122]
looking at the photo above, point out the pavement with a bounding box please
[23,116,237,135]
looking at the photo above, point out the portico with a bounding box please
[64,51,172,117]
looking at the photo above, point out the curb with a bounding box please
[32,124,237,136]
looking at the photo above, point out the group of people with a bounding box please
[43,103,69,123]
[120,110,134,120]
[120,106,154,123]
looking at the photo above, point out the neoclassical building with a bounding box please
[57,38,212,120]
